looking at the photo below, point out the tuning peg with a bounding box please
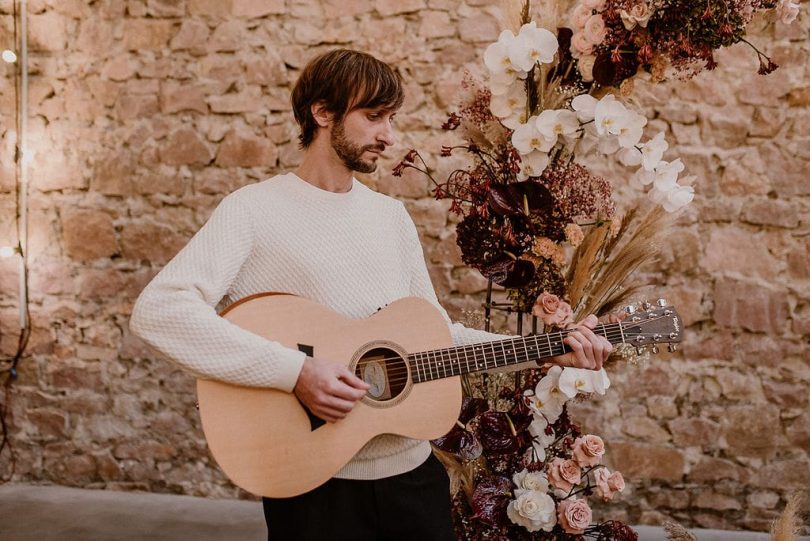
[642,301,652,310]
[625,305,637,315]
[635,346,645,355]
[652,345,659,354]
[668,343,677,352]
[657,298,667,307]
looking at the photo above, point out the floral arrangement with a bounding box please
[394,0,799,539]
[568,0,799,84]
[433,363,634,539]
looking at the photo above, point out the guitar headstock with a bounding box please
[620,299,683,355]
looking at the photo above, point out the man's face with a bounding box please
[330,107,397,174]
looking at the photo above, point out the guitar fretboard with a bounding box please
[408,323,626,383]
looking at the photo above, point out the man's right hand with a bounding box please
[293,357,371,423]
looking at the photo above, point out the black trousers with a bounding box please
[262,453,455,541]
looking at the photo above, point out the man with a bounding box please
[130,49,611,540]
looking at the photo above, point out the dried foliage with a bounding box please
[577,204,671,318]
[663,520,697,541]
[770,494,805,541]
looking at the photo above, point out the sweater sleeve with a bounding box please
[398,203,514,346]
[129,191,307,392]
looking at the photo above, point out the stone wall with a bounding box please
[0,0,807,532]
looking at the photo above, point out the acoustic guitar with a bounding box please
[197,293,682,497]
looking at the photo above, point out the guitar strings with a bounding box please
[355,314,671,378]
[363,327,629,378]
[356,325,627,371]
[359,327,635,387]
[364,316,675,388]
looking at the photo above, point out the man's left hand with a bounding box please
[550,314,612,370]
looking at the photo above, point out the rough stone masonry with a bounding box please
[0,0,807,533]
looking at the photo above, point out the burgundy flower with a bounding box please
[638,44,653,64]
[470,475,512,527]
[432,398,489,460]
[442,112,461,130]
[758,57,779,75]
[600,521,639,541]
[476,412,527,455]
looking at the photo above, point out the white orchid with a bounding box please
[536,109,580,146]
[484,30,526,79]
[662,184,695,212]
[512,116,555,155]
[490,84,527,119]
[527,365,567,424]
[635,158,684,191]
[597,134,621,155]
[614,110,647,148]
[528,418,556,461]
[559,367,611,398]
[618,132,670,172]
[507,490,557,532]
[571,94,598,122]
[649,184,694,212]
[593,94,647,148]
[639,132,668,170]
[593,94,629,137]
[617,146,642,167]
[649,177,695,212]
[501,110,530,130]
[509,22,559,72]
[489,69,519,96]
[517,150,551,180]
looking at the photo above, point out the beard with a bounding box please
[330,120,384,174]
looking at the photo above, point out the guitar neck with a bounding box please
[409,323,627,383]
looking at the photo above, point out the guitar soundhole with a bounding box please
[355,347,409,403]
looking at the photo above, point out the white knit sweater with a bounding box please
[130,172,511,480]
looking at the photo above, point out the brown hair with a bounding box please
[291,49,404,148]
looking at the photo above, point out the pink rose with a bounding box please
[557,498,593,534]
[570,32,593,58]
[582,14,607,45]
[533,292,560,315]
[548,458,582,492]
[533,296,574,328]
[593,467,615,501]
[608,471,625,493]
[572,4,593,29]
[578,54,596,82]
[555,302,574,327]
[620,2,654,30]
[572,435,605,467]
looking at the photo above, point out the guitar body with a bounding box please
[196,293,462,498]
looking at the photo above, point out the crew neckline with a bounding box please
[286,172,358,199]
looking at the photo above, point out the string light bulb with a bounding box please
[1,49,16,63]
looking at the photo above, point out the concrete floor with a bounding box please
[0,484,266,541]
[0,484,804,541]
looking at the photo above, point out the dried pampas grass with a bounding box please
[566,222,610,310]
[771,494,805,541]
[663,520,697,541]
[499,0,577,34]
[577,205,673,315]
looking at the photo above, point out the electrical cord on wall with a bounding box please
[0,0,30,484]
